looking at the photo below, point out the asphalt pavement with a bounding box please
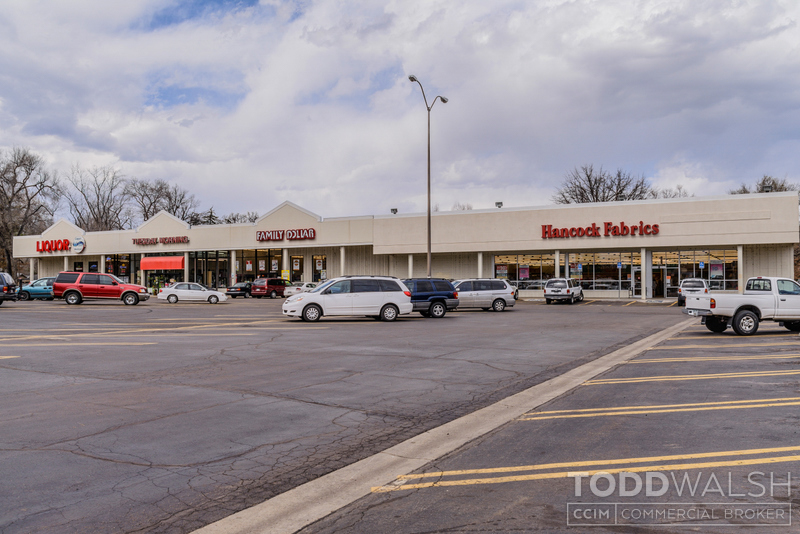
[1,297,685,533]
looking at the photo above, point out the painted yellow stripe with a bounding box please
[395,444,800,480]
[0,356,20,359]
[670,334,796,340]
[668,301,677,307]
[648,342,800,349]
[519,400,800,421]
[1,342,157,346]
[524,396,800,416]
[631,354,800,363]
[375,454,800,492]
[624,300,637,306]
[585,369,800,385]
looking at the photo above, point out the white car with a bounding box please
[283,281,318,297]
[282,276,413,322]
[544,278,583,304]
[158,282,228,304]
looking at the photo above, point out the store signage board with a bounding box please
[132,236,189,245]
[542,222,659,239]
[256,228,316,242]
[36,236,86,254]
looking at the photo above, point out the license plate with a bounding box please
[688,310,698,316]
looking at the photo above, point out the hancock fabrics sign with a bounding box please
[256,228,316,242]
[542,221,660,239]
[132,236,190,245]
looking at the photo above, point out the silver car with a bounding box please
[678,278,709,306]
[452,279,516,312]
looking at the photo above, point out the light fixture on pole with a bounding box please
[408,74,448,278]
[495,202,503,208]
[390,208,398,214]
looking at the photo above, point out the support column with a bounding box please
[477,252,483,278]
[230,250,237,285]
[554,250,560,278]
[30,258,35,281]
[339,246,345,276]
[100,255,105,275]
[64,256,69,271]
[183,252,189,283]
[282,248,289,279]
[408,254,413,278]
[737,245,744,294]
[642,248,651,300]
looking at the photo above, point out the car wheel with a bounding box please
[167,294,178,304]
[208,295,219,304]
[578,293,584,302]
[492,299,506,312]
[732,310,759,336]
[65,292,82,305]
[380,304,399,321]
[19,291,30,301]
[784,321,800,332]
[123,293,139,306]
[569,294,575,304]
[429,302,447,318]
[270,290,277,299]
[545,298,551,305]
[303,304,322,322]
[705,317,728,333]
[678,297,685,307]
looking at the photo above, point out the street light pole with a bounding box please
[408,75,447,278]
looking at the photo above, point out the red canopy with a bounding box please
[140,256,185,270]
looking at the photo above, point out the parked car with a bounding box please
[226,282,252,298]
[451,279,516,312]
[251,278,292,298]
[0,272,18,305]
[684,276,800,335]
[544,278,584,304]
[284,281,318,297]
[402,278,459,318]
[53,272,150,305]
[159,282,227,304]
[677,278,708,306]
[17,277,56,301]
[282,276,413,322]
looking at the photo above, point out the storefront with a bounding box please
[14,194,799,299]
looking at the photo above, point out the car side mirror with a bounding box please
[112,281,118,286]
[322,289,331,295]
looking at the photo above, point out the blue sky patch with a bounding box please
[145,84,246,110]
[139,0,261,30]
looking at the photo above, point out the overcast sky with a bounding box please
[1,0,799,219]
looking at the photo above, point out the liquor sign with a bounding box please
[132,236,190,245]
[542,222,659,239]
[256,228,316,241]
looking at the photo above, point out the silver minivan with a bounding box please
[452,279,516,312]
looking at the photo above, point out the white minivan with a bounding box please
[282,276,413,322]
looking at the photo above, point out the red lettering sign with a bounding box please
[132,236,189,245]
[36,239,71,253]
[542,222,659,239]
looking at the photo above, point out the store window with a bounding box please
[313,255,327,282]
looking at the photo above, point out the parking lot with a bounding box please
[305,320,800,533]
[0,297,693,533]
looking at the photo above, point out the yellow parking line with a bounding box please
[624,300,637,306]
[519,400,800,421]
[393,444,800,481]
[670,333,796,340]
[668,301,677,307]
[375,454,800,492]
[648,342,800,349]
[524,396,800,416]
[631,354,800,363]
[1,343,156,346]
[0,356,20,359]
[585,369,800,385]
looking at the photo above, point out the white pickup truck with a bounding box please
[684,276,800,335]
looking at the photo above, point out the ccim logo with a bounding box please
[72,236,86,254]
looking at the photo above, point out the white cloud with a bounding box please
[1,0,799,219]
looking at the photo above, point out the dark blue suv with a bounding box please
[402,278,459,318]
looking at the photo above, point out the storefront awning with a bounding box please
[140,256,185,270]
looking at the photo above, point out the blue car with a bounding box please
[18,277,55,301]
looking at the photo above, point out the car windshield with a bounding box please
[311,280,336,293]
[682,280,705,288]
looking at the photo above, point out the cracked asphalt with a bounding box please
[0,297,685,533]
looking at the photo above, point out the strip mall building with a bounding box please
[13,193,799,299]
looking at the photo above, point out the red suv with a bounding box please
[53,272,150,305]
[250,278,292,299]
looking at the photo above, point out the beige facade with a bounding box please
[14,194,799,299]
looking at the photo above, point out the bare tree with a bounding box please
[63,165,132,231]
[451,201,473,211]
[125,178,166,222]
[0,148,59,271]
[186,207,221,226]
[221,211,259,224]
[553,165,653,204]
[729,175,799,194]
[162,182,200,221]
[652,185,693,198]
